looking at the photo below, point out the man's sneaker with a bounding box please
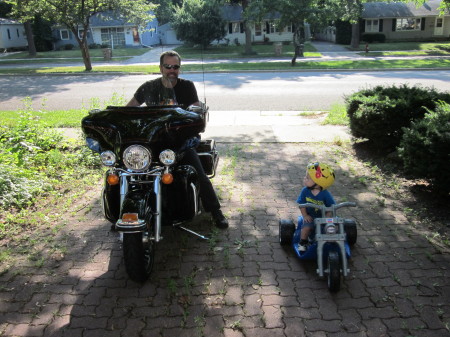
[298,243,308,252]
[212,210,228,229]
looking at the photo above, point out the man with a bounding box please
[126,50,228,229]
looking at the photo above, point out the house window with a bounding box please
[365,19,379,33]
[60,29,70,40]
[78,29,91,39]
[101,27,125,47]
[267,22,279,34]
[228,22,243,34]
[396,17,421,31]
[284,24,293,33]
[7,29,11,40]
[17,28,20,37]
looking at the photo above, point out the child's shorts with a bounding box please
[297,215,314,229]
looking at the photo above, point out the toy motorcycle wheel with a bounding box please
[279,219,295,245]
[327,251,341,292]
[344,220,357,246]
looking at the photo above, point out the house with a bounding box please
[316,0,450,43]
[0,18,28,51]
[361,0,449,42]
[52,12,160,50]
[158,23,181,45]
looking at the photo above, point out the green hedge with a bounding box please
[345,84,450,151]
[398,102,450,194]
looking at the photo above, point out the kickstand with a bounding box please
[175,225,210,240]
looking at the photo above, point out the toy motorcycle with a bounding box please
[279,202,357,292]
[81,104,218,282]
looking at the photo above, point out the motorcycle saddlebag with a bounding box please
[196,139,219,178]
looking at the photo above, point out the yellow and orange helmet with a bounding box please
[307,162,335,189]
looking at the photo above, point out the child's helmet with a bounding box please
[307,162,335,189]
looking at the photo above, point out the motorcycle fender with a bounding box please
[120,189,153,225]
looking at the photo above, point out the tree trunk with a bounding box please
[73,28,92,71]
[80,40,92,71]
[350,22,360,49]
[291,26,304,66]
[242,0,254,55]
[24,21,36,57]
[244,22,254,55]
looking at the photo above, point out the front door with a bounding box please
[434,17,444,36]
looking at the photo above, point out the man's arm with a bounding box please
[126,97,141,107]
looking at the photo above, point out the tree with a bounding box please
[228,0,255,55]
[153,0,182,25]
[172,0,226,48]
[7,0,156,71]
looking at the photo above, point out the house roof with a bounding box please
[362,0,446,19]
[221,4,280,21]
[0,18,23,25]
[89,12,136,28]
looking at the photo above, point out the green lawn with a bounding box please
[0,47,149,60]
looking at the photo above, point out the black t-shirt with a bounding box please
[133,77,199,107]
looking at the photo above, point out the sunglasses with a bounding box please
[162,64,180,70]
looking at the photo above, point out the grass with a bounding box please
[1,41,449,75]
[0,47,149,60]
[354,41,450,52]
[0,58,449,75]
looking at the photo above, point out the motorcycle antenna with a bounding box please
[201,46,206,104]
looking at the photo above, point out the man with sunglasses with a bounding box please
[126,50,229,229]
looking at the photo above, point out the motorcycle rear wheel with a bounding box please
[327,251,341,292]
[123,233,155,282]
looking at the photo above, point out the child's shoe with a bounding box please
[298,240,309,253]
[298,243,308,252]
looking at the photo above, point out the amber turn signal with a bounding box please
[122,213,138,222]
[162,173,174,184]
[107,173,119,185]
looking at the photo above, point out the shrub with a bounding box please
[345,84,450,151]
[398,102,450,194]
[64,43,74,50]
[361,33,386,43]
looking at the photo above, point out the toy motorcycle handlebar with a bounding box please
[298,202,356,217]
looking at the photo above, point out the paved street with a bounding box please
[0,141,449,337]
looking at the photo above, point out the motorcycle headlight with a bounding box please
[325,223,337,234]
[159,149,176,166]
[123,145,152,172]
[100,150,116,166]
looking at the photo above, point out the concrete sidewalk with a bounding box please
[203,110,350,143]
[64,110,351,143]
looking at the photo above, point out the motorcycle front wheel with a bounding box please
[123,233,155,282]
[327,251,341,292]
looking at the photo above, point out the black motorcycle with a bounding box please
[81,104,218,282]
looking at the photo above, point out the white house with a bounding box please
[0,18,28,51]
[220,4,305,45]
[361,0,450,41]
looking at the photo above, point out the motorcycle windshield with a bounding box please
[81,105,207,153]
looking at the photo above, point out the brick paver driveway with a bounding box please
[1,143,449,337]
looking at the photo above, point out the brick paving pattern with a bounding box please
[0,143,449,337]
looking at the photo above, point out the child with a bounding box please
[296,162,336,252]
